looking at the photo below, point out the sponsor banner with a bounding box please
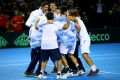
[89,28,120,43]
[0,31,29,48]
[0,28,120,48]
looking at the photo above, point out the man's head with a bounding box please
[41,1,49,13]
[68,8,79,21]
[68,8,79,17]
[60,6,67,14]
[50,2,57,12]
[45,11,54,20]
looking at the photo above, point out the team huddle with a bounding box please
[24,1,99,79]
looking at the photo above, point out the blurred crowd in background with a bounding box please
[0,0,120,32]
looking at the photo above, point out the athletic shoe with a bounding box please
[70,66,86,77]
[56,73,61,80]
[34,71,47,78]
[72,69,85,76]
[61,67,70,73]
[62,72,73,78]
[38,72,47,79]
[24,72,34,77]
[76,66,85,75]
[87,68,99,76]
[56,73,69,79]
[80,69,86,74]
[51,67,57,73]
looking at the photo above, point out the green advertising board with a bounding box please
[0,31,29,48]
[0,28,120,48]
[88,28,120,43]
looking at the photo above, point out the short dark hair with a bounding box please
[45,11,54,20]
[68,8,79,17]
[60,6,67,14]
[41,1,49,7]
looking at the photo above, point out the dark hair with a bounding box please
[68,8,79,16]
[41,1,49,7]
[60,6,67,14]
[50,2,57,6]
[45,11,54,20]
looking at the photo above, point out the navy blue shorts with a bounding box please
[41,48,61,62]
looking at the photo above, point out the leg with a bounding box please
[61,54,69,67]
[80,39,99,76]
[51,60,57,73]
[35,47,42,76]
[74,41,85,71]
[68,54,79,67]
[61,54,70,73]
[82,53,99,76]
[82,53,94,66]
[25,48,39,76]
[38,50,49,79]
[40,60,48,73]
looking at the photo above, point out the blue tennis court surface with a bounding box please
[0,43,120,80]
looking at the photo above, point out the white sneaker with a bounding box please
[81,70,86,74]
[61,72,73,79]
[56,73,62,80]
[38,74,47,79]
[72,69,85,76]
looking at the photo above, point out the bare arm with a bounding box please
[74,21,80,33]
[73,17,81,33]
[63,16,70,30]
[35,18,40,29]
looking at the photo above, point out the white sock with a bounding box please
[40,70,44,74]
[65,66,69,68]
[57,71,61,75]
[76,64,79,67]
[91,65,97,71]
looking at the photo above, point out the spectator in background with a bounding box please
[0,8,8,32]
[95,0,106,27]
[11,9,24,31]
[60,0,74,9]
[5,16,14,32]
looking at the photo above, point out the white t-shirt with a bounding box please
[25,8,44,27]
[76,17,91,54]
[41,21,64,50]
[76,17,90,41]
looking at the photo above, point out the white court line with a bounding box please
[0,63,120,80]
[90,54,120,57]
[100,71,120,75]
[0,63,120,75]
[85,69,120,75]
[0,63,29,67]
[0,55,120,67]
[0,53,119,63]
[19,71,120,80]
[78,54,120,59]
[20,76,54,80]
[93,57,120,60]
[0,60,29,63]
[0,63,54,67]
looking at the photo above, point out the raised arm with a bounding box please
[63,16,70,30]
[73,17,81,33]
